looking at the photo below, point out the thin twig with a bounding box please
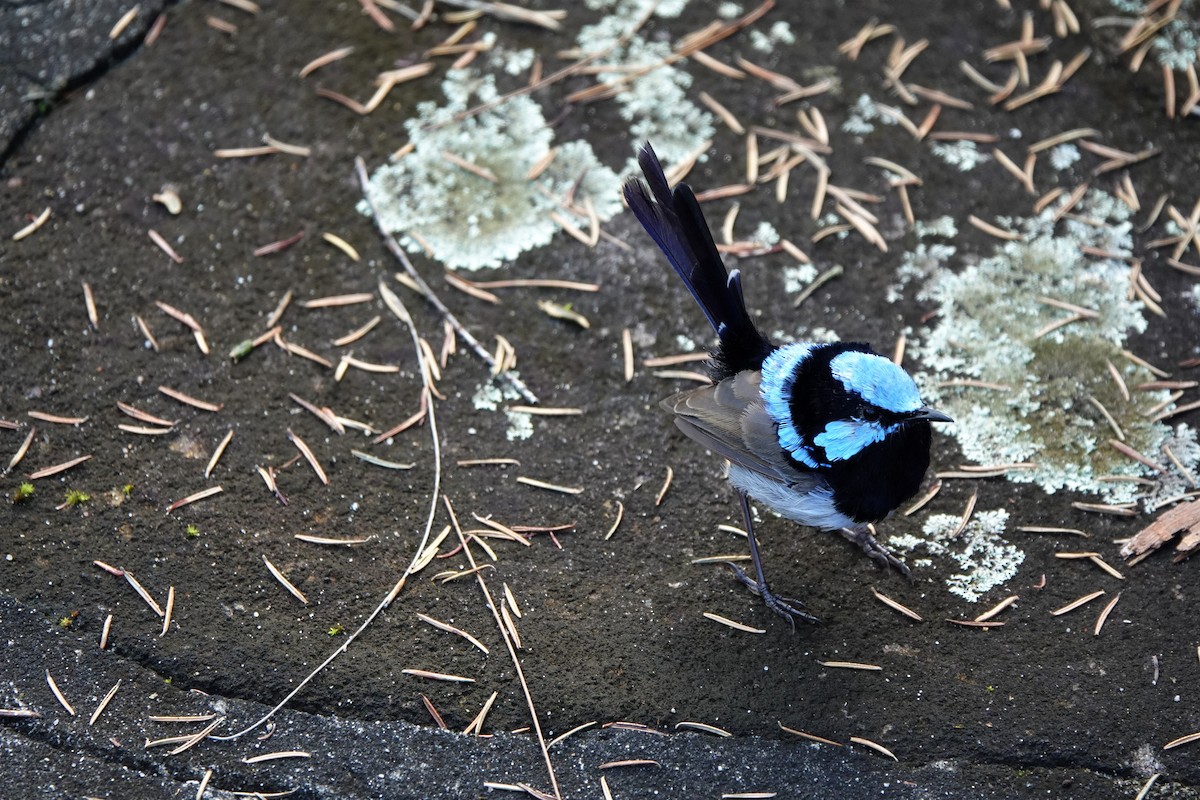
[355,157,539,404]
[212,276,444,742]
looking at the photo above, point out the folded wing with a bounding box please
[663,371,818,488]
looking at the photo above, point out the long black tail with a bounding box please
[623,144,773,378]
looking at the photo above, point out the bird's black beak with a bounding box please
[911,406,953,424]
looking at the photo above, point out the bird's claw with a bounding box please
[840,528,911,577]
[722,562,821,628]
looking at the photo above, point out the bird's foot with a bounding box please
[840,527,911,577]
[723,562,821,628]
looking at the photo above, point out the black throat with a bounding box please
[823,421,933,524]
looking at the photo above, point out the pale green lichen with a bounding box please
[361,0,720,271]
[504,409,534,441]
[609,41,713,169]
[749,221,781,246]
[363,0,719,272]
[576,0,713,168]
[750,21,795,52]
[674,333,700,353]
[782,264,819,293]
[889,509,1022,602]
[910,190,1183,502]
[769,20,796,44]
[1048,143,1081,171]
[1110,0,1200,70]
[494,45,535,76]
[717,1,743,18]
[841,93,894,135]
[471,380,505,412]
[770,326,841,345]
[913,215,958,240]
[1147,424,1200,509]
[890,218,958,302]
[471,377,533,441]
[929,140,989,171]
[360,69,621,270]
[586,0,687,14]
[815,212,852,242]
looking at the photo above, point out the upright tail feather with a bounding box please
[623,144,773,377]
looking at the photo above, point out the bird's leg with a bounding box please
[840,525,911,577]
[723,491,820,628]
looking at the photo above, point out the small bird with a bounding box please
[623,144,951,626]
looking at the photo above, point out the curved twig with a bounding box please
[213,279,443,742]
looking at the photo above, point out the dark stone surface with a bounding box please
[0,595,1150,798]
[2,1,1199,798]
[0,0,169,157]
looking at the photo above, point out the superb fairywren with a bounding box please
[624,144,951,626]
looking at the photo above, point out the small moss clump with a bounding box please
[63,489,91,507]
[229,339,254,363]
[185,524,200,538]
[13,482,35,503]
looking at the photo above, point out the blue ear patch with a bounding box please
[761,343,819,468]
[813,419,896,463]
[828,351,921,413]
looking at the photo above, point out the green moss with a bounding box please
[63,489,91,507]
[13,482,34,503]
[186,524,200,538]
[229,339,254,362]
[1022,336,1163,478]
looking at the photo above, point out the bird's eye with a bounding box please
[860,406,882,423]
